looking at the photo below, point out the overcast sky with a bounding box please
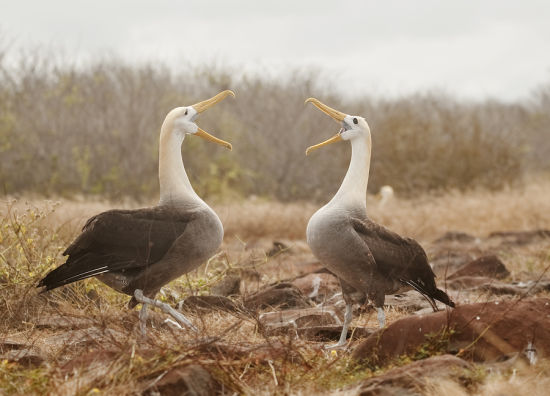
[1,0,549,101]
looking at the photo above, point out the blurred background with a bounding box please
[0,0,549,202]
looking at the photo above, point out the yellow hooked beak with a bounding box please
[192,90,235,150]
[305,97,347,155]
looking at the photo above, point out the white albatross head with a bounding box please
[304,97,370,155]
[163,90,235,150]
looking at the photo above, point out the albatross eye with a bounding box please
[353,118,358,124]
[184,109,188,116]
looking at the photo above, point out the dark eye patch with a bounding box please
[353,118,358,124]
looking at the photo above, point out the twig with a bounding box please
[267,360,278,386]
[238,362,251,380]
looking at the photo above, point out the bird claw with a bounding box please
[170,309,198,332]
[163,318,183,329]
[134,289,197,332]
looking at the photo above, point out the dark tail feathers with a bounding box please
[37,254,110,292]
[432,287,455,308]
[401,279,455,311]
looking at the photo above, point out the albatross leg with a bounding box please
[139,302,149,335]
[134,289,197,332]
[325,303,353,349]
[377,307,385,328]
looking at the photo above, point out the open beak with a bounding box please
[195,128,232,150]
[192,90,235,150]
[305,97,346,155]
[305,134,342,156]
[192,90,235,113]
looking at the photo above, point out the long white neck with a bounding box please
[158,120,202,207]
[328,134,372,211]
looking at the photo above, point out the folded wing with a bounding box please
[351,217,455,308]
[38,207,194,291]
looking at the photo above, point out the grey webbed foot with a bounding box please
[134,289,197,332]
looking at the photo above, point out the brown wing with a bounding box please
[38,206,195,291]
[351,217,455,308]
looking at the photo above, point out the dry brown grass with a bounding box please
[6,177,549,243]
[1,181,550,395]
[425,359,550,396]
[372,177,550,241]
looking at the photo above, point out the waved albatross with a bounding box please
[304,98,455,348]
[38,90,235,333]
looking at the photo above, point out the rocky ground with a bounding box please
[1,217,550,395]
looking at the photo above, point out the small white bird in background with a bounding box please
[378,185,394,208]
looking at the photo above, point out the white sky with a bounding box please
[1,0,549,101]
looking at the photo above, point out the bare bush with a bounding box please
[0,43,547,202]
[363,95,527,194]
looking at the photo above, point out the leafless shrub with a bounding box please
[0,41,548,203]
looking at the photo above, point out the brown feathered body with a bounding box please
[38,92,234,317]
[305,107,454,313]
[38,205,223,307]
[307,205,454,310]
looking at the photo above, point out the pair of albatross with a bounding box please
[38,92,454,342]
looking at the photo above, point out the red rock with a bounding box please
[352,298,550,364]
[348,355,473,395]
[447,276,498,289]
[447,276,550,296]
[259,306,342,335]
[430,251,474,277]
[434,231,478,244]
[0,349,44,367]
[448,255,510,280]
[153,365,221,396]
[182,295,240,313]
[488,230,550,245]
[297,325,374,342]
[210,275,241,296]
[244,283,309,310]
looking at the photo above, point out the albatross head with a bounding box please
[304,97,370,155]
[164,90,235,150]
